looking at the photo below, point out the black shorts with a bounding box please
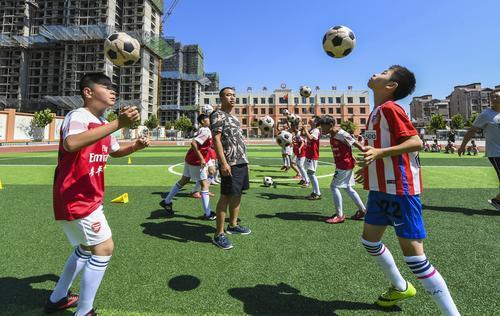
[221,163,250,196]
[489,157,500,186]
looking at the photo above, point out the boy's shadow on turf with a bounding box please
[0,274,72,315]
[256,212,328,222]
[228,282,400,315]
[257,192,307,200]
[150,191,193,199]
[141,221,214,243]
[423,204,500,216]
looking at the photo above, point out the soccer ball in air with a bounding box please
[263,176,274,187]
[104,32,141,66]
[200,104,214,115]
[276,131,293,147]
[300,86,312,98]
[287,114,301,125]
[282,109,290,116]
[322,25,356,58]
[258,115,275,133]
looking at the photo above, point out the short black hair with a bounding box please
[319,115,335,126]
[197,114,208,124]
[312,115,321,127]
[219,86,234,97]
[389,65,416,101]
[79,73,113,97]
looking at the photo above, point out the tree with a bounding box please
[106,111,117,122]
[466,113,479,127]
[429,114,446,133]
[144,114,159,130]
[340,120,357,134]
[164,121,173,130]
[174,115,192,133]
[32,108,54,128]
[450,114,464,130]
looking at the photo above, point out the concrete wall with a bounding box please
[0,109,64,142]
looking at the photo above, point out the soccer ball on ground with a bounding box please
[287,114,301,125]
[263,176,274,187]
[104,32,141,66]
[200,104,214,115]
[258,115,275,133]
[322,25,356,58]
[276,131,293,147]
[300,86,312,98]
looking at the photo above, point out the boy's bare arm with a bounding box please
[358,135,422,167]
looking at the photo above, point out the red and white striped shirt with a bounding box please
[363,101,422,195]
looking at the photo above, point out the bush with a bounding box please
[144,114,160,130]
[32,109,54,128]
[340,120,357,134]
[174,115,192,132]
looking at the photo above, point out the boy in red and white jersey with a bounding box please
[319,115,366,224]
[46,73,149,316]
[160,114,216,220]
[356,66,459,314]
[291,123,309,185]
[302,116,321,199]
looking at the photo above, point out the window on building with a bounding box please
[348,107,353,114]
[336,107,341,114]
[253,108,258,114]
[242,98,247,104]
[295,108,299,114]
[268,97,273,104]
[216,98,221,104]
[269,108,273,115]
[360,97,366,103]
[328,97,333,103]
[321,108,326,114]
[336,118,341,124]
[328,108,333,114]
[261,108,266,114]
[360,107,366,114]
[348,118,353,122]
[261,97,266,104]
[242,108,247,115]
[236,98,240,104]
[204,98,209,104]
[235,108,240,114]
[320,97,325,104]
[347,97,353,103]
[360,118,366,124]
[253,97,258,104]
[294,97,299,104]
[302,108,307,114]
[242,118,247,125]
[336,97,341,103]
[309,97,315,104]
[302,97,307,103]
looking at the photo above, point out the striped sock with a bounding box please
[76,255,111,316]
[362,238,407,291]
[50,246,91,303]
[405,255,460,315]
[164,182,182,204]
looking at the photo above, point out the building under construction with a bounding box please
[0,0,173,122]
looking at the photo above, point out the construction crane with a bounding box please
[162,0,181,25]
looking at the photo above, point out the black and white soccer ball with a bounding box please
[200,104,214,115]
[276,131,293,147]
[258,115,275,133]
[322,25,356,58]
[287,114,301,125]
[263,176,274,187]
[300,86,312,98]
[104,32,141,66]
[282,109,290,116]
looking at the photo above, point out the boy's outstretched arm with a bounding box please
[110,137,150,157]
[358,135,422,167]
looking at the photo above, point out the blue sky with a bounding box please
[163,0,500,110]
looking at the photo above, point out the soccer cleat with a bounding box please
[202,211,217,221]
[159,200,174,216]
[301,182,310,188]
[306,193,321,200]
[213,233,233,250]
[226,224,251,235]
[191,192,201,198]
[488,198,500,211]
[44,291,79,314]
[325,215,345,224]
[351,210,366,220]
[280,166,286,170]
[73,309,98,316]
[298,180,305,185]
[375,281,416,307]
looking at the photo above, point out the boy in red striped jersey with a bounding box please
[356,66,459,315]
[46,73,149,316]
[302,116,322,200]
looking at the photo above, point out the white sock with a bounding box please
[298,161,308,182]
[164,182,182,204]
[50,246,91,302]
[201,190,211,216]
[344,186,366,212]
[308,170,320,195]
[405,255,460,316]
[331,185,343,217]
[76,255,111,316]
[362,238,407,291]
[191,181,201,193]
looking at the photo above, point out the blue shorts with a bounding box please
[365,191,426,239]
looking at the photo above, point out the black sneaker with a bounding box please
[44,291,79,314]
[226,224,251,235]
[202,211,217,220]
[488,198,500,211]
[306,193,321,200]
[159,200,174,216]
[73,309,98,316]
[213,233,233,250]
